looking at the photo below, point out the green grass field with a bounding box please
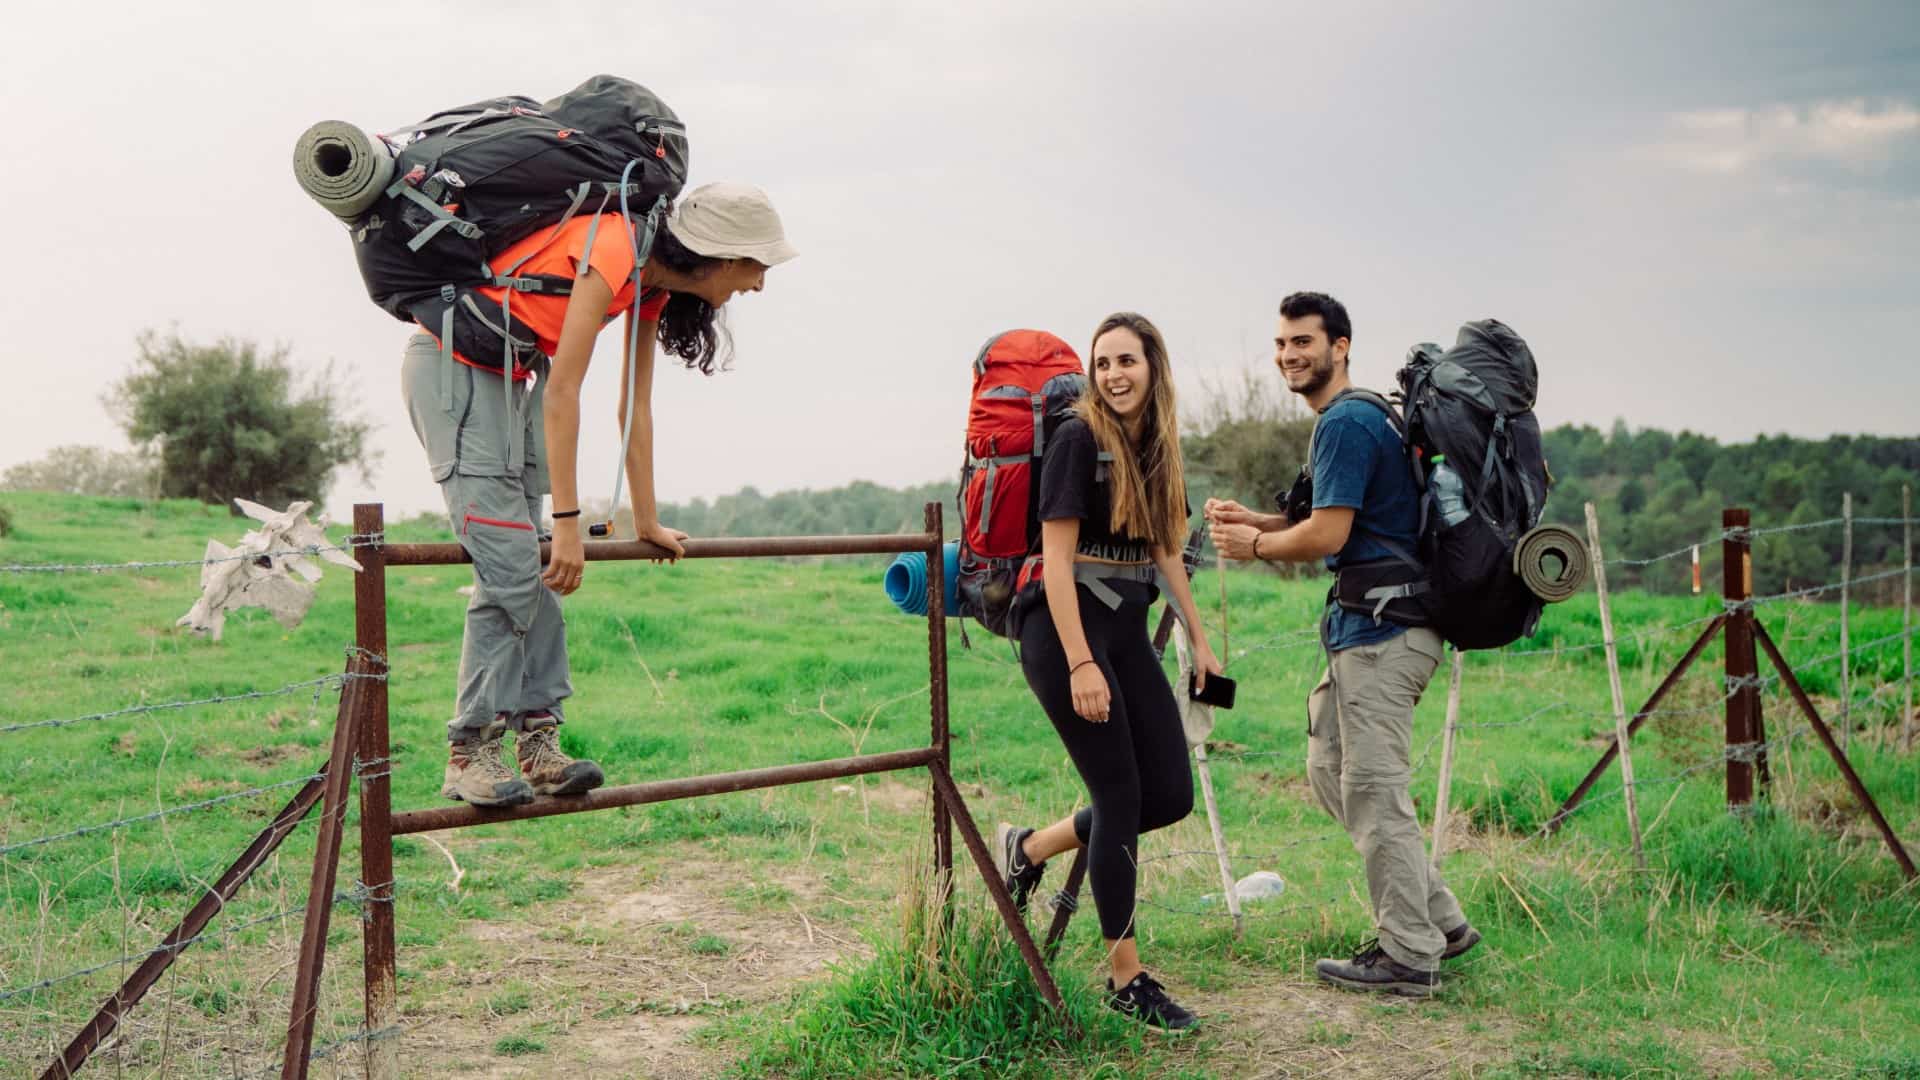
[1,491,1916,1078]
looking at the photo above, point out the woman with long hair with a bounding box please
[400,182,796,809]
[992,312,1221,1031]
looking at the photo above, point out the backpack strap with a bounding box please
[437,286,457,409]
[1308,388,1428,556]
[386,178,483,252]
[1071,561,1158,611]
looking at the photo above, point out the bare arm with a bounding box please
[1040,518,1092,668]
[538,267,617,594]
[1150,542,1222,689]
[615,308,685,559]
[1255,506,1354,562]
[1210,505,1354,564]
[1039,518,1111,723]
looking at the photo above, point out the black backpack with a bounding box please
[1398,319,1549,649]
[346,75,687,371]
[1305,319,1549,650]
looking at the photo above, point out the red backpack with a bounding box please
[955,330,1093,637]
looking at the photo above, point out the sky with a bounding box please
[2,0,1915,522]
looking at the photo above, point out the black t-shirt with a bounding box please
[1038,417,1152,562]
[1033,416,1180,607]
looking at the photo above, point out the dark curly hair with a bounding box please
[649,221,733,375]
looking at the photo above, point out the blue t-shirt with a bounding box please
[1311,396,1420,651]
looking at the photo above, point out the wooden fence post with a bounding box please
[1841,492,1853,750]
[1430,650,1463,868]
[1586,503,1646,868]
[1903,485,1913,753]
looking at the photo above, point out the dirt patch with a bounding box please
[1190,976,1524,1078]
[402,854,863,1078]
[236,742,308,767]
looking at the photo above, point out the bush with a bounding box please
[104,330,376,510]
[1,445,157,498]
[0,502,11,538]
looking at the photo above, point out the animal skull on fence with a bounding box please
[176,498,362,640]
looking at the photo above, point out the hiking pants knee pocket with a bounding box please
[1334,629,1443,790]
[1306,669,1344,820]
[453,485,545,634]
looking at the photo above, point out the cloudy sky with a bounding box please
[2,1,1915,521]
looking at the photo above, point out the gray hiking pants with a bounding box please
[1307,626,1464,971]
[400,333,571,741]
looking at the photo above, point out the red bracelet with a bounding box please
[1070,659,1097,675]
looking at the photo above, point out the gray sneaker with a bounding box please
[442,719,535,807]
[1442,921,1482,961]
[516,716,605,796]
[1314,940,1438,997]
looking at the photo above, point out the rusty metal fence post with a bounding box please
[281,652,379,1079]
[354,504,399,1080]
[1723,509,1759,811]
[924,503,954,907]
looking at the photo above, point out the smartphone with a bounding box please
[1188,672,1236,710]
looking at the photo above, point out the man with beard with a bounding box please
[1205,291,1479,997]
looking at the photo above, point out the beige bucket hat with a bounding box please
[665,182,798,266]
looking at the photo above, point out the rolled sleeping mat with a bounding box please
[292,120,394,221]
[1514,523,1590,603]
[883,540,961,616]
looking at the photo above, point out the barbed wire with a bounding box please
[0,672,378,736]
[0,534,383,576]
[1727,566,1913,611]
[0,772,325,858]
[1607,534,1722,568]
[1497,611,1725,659]
[235,1025,407,1080]
[0,886,374,1003]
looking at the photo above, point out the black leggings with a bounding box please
[1019,589,1193,940]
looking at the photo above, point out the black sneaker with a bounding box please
[1107,971,1198,1033]
[1314,939,1439,998]
[1442,921,1482,961]
[992,824,1047,913]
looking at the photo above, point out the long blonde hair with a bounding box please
[1073,312,1188,552]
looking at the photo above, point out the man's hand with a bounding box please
[638,520,689,563]
[1203,497,1258,527]
[543,518,585,595]
[1210,521,1263,562]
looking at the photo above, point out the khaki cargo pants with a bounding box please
[1307,625,1463,970]
[400,333,572,740]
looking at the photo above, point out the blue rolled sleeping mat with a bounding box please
[884,541,960,616]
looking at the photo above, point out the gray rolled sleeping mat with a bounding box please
[291,121,394,220]
[1514,523,1590,603]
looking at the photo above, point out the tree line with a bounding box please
[2,332,1911,602]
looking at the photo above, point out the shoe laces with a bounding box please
[1127,973,1172,1010]
[1353,937,1388,965]
[458,731,518,784]
[519,725,569,771]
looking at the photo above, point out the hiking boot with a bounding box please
[992,824,1047,913]
[442,720,535,807]
[1442,921,1482,961]
[1315,939,1438,997]
[516,715,605,796]
[1107,971,1198,1033]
